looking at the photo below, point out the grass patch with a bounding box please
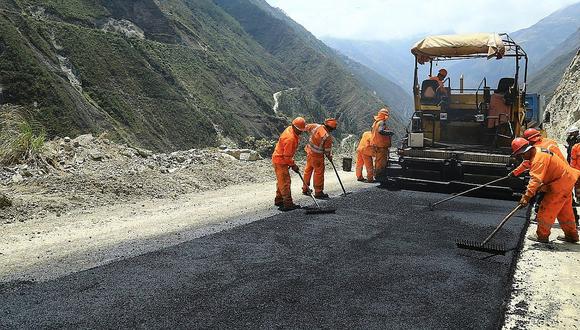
[0,107,46,165]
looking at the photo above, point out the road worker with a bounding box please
[512,137,579,243]
[428,68,448,96]
[567,127,580,226]
[302,118,338,199]
[272,117,307,211]
[566,126,579,164]
[371,108,394,179]
[510,128,564,177]
[355,131,375,183]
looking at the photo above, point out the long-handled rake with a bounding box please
[295,171,336,215]
[456,204,523,255]
[429,175,510,210]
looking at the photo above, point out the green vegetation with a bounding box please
[0,107,46,165]
[0,0,406,151]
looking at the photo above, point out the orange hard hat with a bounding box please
[438,68,448,77]
[511,137,532,155]
[523,128,541,142]
[325,118,338,129]
[292,117,307,131]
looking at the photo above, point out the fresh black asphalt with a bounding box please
[0,188,527,329]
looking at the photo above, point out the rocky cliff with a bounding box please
[545,51,580,141]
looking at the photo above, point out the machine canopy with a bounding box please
[411,33,506,64]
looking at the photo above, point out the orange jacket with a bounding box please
[371,120,392,148]
[304,124,333,157]
[523,147,580,200]
[570,143,580,169]
[513,137,564,176]
[272,126,299,166]
[535,137,565,161]
[357,131,372,152]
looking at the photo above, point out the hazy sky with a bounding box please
[265,0,579,41]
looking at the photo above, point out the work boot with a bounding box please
[364,179,375,183]
[314,192,330,200]
[279,204,302,212]
[556,235,579,243]
[527,234,549,243]
[274,201,284,207]
[357,177,365,182]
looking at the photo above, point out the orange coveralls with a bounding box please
[523,147,579,241]
[512,137,565,176]
[356,131,375,181]
[569,143,580,170]
[371,116,392,178]
[302,124,333,194]
[272,126,300,207]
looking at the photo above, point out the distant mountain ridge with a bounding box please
[325,2,580,105]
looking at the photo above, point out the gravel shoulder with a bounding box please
[503,223,580,329]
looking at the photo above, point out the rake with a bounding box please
[295,171,336,215]
[456,204,523,255]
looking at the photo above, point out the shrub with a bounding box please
[0,107,46,165]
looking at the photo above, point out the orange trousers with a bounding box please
[536,184,579,241]
[303,153,325,194]
[274,163,293,207]
[374,147,389,178]
[356,148,375,181]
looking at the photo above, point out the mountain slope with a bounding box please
[322,37,416,93]
[528,27,580,101]
[214,0,408,134]
[0,0,406,151]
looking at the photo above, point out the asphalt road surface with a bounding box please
[0,188,527,329]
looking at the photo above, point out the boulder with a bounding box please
[73,134,94,147]
[239,151,261,161]
[89,152,104,161]
[135,147,153,158]
[220,148,252,160]
[0,193,11,209]
[11,173,23,183]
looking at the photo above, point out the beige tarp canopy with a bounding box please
[411,33,506,64]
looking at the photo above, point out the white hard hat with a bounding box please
[568,126,579,134]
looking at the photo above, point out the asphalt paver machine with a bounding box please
[382,33,547,199]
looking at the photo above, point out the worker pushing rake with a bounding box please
[453,138,580,254]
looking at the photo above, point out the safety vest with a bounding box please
[305,124,332,155]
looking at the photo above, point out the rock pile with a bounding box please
[0,134,273,224]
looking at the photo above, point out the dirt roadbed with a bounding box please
[0,170,364,283]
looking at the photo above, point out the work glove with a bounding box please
[519,194,531,207]
[291,164,300,173]
[507,171,515,178]
[326,154,333,162]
